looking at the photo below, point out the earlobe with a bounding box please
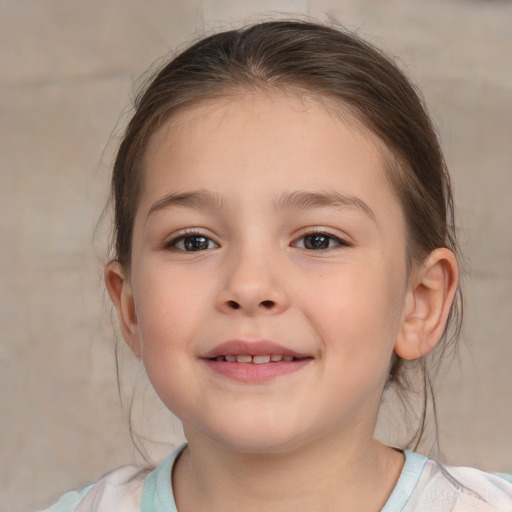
[104,261,142,357]
[395,248,459,361]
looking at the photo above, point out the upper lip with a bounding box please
[200,340,311,359]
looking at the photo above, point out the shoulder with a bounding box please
[404,452,512,511]
[38,444,185,512]
[38,465,150,512]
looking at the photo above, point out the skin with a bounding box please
[106,92,458,511]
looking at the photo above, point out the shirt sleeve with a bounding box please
[38,485,94,512]
[37,465,148,512]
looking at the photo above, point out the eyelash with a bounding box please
[292,230,351,251]
[164,230,219,252]
[164,229,350,252]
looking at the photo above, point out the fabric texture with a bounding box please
[40,445,512,511]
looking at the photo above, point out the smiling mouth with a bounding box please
[203,354,311,382]
[211,354,300,364]
[202,341,312,382]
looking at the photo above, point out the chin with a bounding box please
[182,403,323,455]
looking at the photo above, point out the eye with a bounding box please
[293,232,348,250]
[168,234,218,252]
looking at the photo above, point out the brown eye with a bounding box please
[304,234,331,250]
[294,233,346,250]
[172,235,218,251]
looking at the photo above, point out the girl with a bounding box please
[43,20,512,511]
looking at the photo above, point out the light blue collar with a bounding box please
[141,445,428,512]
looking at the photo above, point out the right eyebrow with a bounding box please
[145,189,225,223]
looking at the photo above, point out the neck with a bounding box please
[173,430,404,512]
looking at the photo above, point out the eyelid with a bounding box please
[163,228,220,251]
[291,228,353,249]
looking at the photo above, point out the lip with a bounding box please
[200,340,313,383]
[201,339,310,359]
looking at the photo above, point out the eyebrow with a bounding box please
[146,189,225,222]
[273,190,377,223]
[146,188,376,223]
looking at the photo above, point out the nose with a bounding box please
[216,250,290,316]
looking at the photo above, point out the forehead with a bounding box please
[142,91,391,195]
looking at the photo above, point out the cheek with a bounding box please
[309,262,406,356]
[133,264,210,357]
[130,266,209,415]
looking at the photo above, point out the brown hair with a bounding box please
[110,20,462,451]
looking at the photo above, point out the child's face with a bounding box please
[121,92,412,452]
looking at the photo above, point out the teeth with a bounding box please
[215,354,296,363]
[252,355,271,364]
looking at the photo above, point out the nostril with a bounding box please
[228,300,240,309]
[260,300,275,309]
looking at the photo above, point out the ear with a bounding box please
[395,248,459,360]
[104,261,142,357]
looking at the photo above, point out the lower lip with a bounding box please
[202,358,312,383]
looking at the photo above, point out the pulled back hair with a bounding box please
[111,20,462,451]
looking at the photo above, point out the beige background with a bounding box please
[1,1,511,510]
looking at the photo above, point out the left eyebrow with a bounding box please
[273,190,377,223]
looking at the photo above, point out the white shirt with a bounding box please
[41,445,512,511]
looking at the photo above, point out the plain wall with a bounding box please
[1,1,511,510]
